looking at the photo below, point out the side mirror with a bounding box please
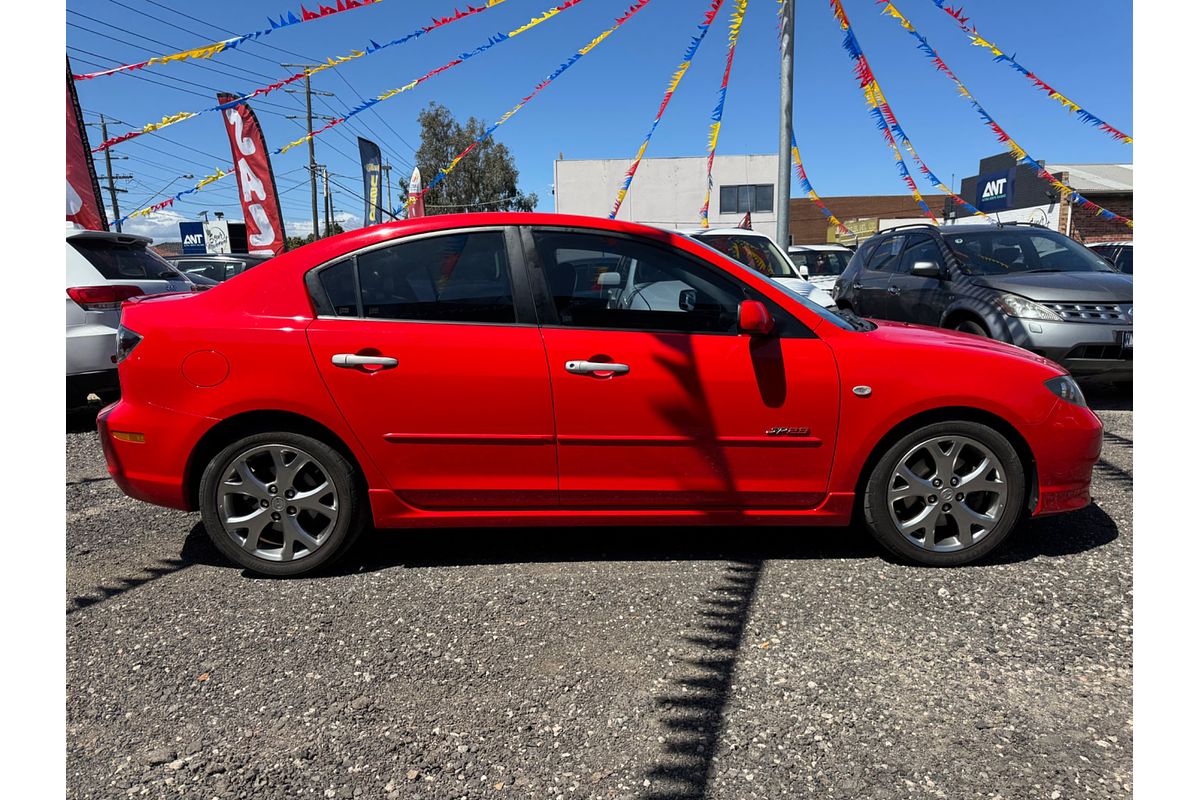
[596,271,621,287]
[678,288,696,312]
[738,300,775,336]
[911,260,941,278]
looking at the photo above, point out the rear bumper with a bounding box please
[1027,399,1104,516]
[97,399,213,511]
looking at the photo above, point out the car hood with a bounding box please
[969,271,1132,303]
[772,277,836,309]
[866,319,1063,371]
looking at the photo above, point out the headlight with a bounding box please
[997,293,1061,321]
[1045,375,1087,407]
[115,325,143,364]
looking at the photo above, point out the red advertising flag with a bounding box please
[66,60,107,231]
[407,166,425,219]
[216,93,287,255]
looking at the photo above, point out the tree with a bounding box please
[414,102,537,214]
[285,221,344,251]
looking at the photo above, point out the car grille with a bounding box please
[1048,302,1131,322]
[1065,344,1132,361]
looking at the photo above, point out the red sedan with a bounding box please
[98,213,1102,576]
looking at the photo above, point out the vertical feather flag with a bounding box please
[609,0,725,219]
[698,0,747,227]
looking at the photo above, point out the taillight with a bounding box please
[116,325,143,364]
[67,285,144,311]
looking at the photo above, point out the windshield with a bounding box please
[70,238,184,281]
[789,249,851,276]
[698,233,798,278]
[946,228,1117,275]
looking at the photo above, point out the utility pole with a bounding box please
[90,114,134,232]
[776,0,795,248]
[322,167,332,237]
[283,66,333,241]
[382,161,393,218]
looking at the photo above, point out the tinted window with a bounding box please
[355,231,514,323]
[319,259,359,316]
[789,249,851,276]
[1114,247,1132,274]
[900,237,943,273]
[865,236,906,272]
[533,231,745,334]
[947,229,1116,275]
[70,239,182,280]
[719,184,773,214]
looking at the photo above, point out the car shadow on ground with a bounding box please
[1078,380,1132,411]
[66,402,103,434]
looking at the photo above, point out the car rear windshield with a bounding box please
[946,229,1117,276]
[70,238,183,281]
[789,249,851,276]
[698,234,798,278]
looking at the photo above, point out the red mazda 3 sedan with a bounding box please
[97,213,1102,576]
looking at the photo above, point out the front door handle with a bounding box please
[887,286,901,295]
[332,353,399,369]
[852,282,863,290]
[565,360,630,376]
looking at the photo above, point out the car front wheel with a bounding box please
[199,431,365,577]
[862,421,1026,566]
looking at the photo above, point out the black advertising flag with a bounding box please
[358,137,384,227]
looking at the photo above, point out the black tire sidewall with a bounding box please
[199,431,364,577]
[955,319,989,337]
[863,421,1026,566]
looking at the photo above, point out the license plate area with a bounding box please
[1117,330,1132,351]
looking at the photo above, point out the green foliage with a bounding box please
[414,102,538,214]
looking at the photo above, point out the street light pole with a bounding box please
[776,0,795,248]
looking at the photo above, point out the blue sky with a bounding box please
[67,0,1132,240]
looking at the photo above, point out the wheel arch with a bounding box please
[852,406,1039,518]
[185,409,369,511]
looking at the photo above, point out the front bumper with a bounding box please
[999,317,1132,379]
[1026,398,1104,516]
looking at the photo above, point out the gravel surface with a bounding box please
[66,391,1132,799]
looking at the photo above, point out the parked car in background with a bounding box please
[66,226,194,407]
[165,252,273,284]
[678,226,836,309]
[100,212,1102,576]
[787,244,854,292]
[833,223,1132,381]
[1087,241,1133,274]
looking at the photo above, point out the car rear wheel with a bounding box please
[862,421,1026,566]
[199,432,365,577]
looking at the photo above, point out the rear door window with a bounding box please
[69,239,182,280]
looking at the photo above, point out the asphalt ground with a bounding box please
[66,385,1132,799]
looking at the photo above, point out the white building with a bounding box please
[553,154,781,236]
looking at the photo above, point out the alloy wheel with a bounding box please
[216,444,339,562]
[886,434,1008,552]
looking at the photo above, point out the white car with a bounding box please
[677,227,837,309]
[786,244,854,293]
[66,226,194,407]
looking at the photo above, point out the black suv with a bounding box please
[832,223,1132,380]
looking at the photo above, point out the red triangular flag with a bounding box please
[739,211,752,229]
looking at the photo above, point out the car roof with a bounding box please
[787,244,851,252]
[168,252,271,260]
[66,226,152,245]
[676,226,772,239]
[1086,241,1133,247]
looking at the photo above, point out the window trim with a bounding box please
[518,225,815,339]
[303,225,537,325]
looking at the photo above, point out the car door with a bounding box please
[886,234,950,326]
[853,234,906,318]
[305,227,558,509]
[526,227,840,509]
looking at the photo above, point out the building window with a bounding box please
[719,184,774,214]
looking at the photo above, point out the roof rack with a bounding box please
[998,221,1049,229]
[879,223,940,234]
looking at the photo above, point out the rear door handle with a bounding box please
[332,353,399,369]
[852,282,863,290]
[565,360,630,375]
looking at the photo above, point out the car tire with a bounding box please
[199,431,366,577]
[862,421,1026,566]
[953,318,990,337]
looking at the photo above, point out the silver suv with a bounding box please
[832,223,1132,381]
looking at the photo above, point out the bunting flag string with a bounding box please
[791,130,850,236]
[698,0,747,228]
[829,0,990,224]
[74,0,384,81]
[608,0,725,220]
[406,1,655,214]
[92,0,511,153]
[926,1,1131,144]
[275,0,589,156]
[880,2,1132,228]
[116,167,236,225]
